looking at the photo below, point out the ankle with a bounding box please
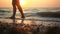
[21,16,25,18]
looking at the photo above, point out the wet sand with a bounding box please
[0,16,60,25]
[0,16,60,34]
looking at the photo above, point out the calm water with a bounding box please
[0,8,60,17]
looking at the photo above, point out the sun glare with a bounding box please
[20,0,25,5]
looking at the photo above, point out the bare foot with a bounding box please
[21,16,25,18]
[9,16,15,19]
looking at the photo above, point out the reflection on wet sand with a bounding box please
[12,18,32,25]
[0,18,60,26]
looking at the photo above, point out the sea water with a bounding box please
[0,8,60,17]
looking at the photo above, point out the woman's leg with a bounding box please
[16,3,25,18]
[11,4,16,18]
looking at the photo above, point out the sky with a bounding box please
[0,0,60,8]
